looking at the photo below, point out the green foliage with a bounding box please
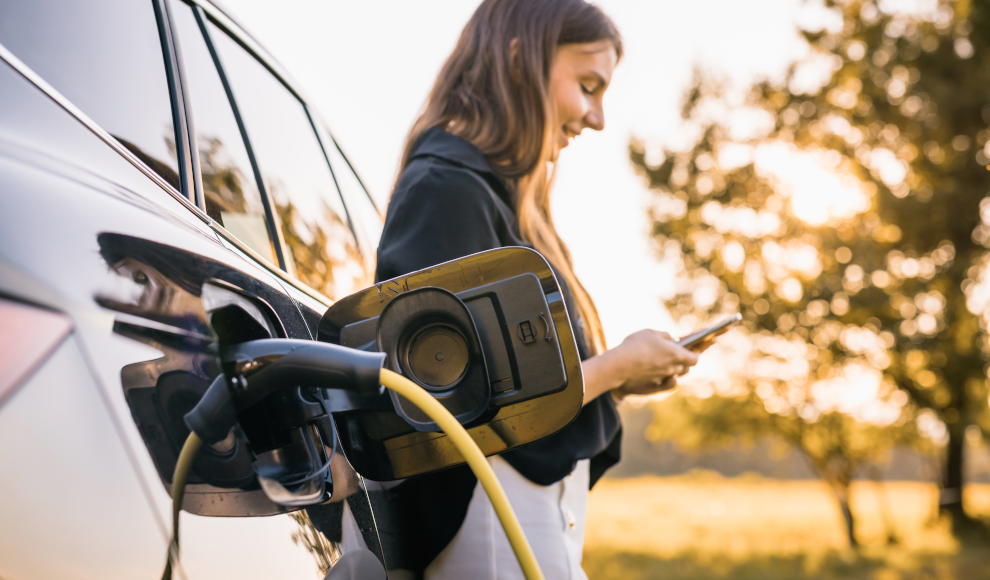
[633,0,990,534]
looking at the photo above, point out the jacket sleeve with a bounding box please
[376,159,504,281]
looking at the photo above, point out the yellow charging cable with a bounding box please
[162,369,545,580]
[161,431,202,580]
[379,368,545,580]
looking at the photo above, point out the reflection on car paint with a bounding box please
[167,0,279,263]
[0,0,181,188]
[92,233,385,574]
[200,136,277,262]
[205,19,370,300]
[1,0,390,573]
[97,232,292,516]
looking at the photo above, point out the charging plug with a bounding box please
[180,339,385,507]
[183,374,238,445]
[221,339,385,409]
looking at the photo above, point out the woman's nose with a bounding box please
[584,101,605,131]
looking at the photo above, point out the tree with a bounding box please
[634,0,990,539]
[290,510,340,573]
[645,385,919,546]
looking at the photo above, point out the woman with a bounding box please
[376,1,702,578]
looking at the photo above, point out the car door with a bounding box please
[166,1,389,576]
[0,10,317,580]
[0,1,205,577]
[0,0,385,577]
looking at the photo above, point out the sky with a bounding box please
[219,0,822,347]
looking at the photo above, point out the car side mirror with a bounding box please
[318,247,584,481]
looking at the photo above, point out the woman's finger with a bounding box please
[618,374,679,398]
[676,346,700,367]
[657,376,677,392]
[643,375,678,394]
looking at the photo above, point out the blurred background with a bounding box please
[221,0,990,578]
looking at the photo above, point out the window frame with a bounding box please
[324,123,382,217]
[152,0,196,203]
[0,3,209,226]
[183,2,290,272]
[0,0,368,309]
[169,0,374,305]
[157,0,203,208]
[305,102,363,263]
[191,1,383,229]
[313,115,385,264]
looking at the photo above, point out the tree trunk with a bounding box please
[868,465,898,544]
[836,489,858,547]
[824,477,858,547]
[941,423,975,534]
[800,452,859,547]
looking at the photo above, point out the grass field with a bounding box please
[583,472,990,579]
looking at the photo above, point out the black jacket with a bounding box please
[375,127,622,571]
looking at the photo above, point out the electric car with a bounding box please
[0,1,584,578]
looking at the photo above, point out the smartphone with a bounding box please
[677,313,742,350]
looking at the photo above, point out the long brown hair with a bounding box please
[396,0,621,355]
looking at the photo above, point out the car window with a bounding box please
[317,124,383,267]
[207,20,369,300]
[0,0,181,190]
[169,1,277,264]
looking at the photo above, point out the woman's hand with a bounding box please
[613,374,679,400]
[582,329,701,405]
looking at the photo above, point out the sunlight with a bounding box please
[809,362,904,425]
[755,142,871,226]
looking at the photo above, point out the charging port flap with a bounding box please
[317,247,584,481]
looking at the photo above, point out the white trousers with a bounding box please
[425,456,590,580]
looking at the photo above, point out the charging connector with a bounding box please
[161,342,545,580]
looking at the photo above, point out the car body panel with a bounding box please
[0,335,167,580]
[0,14,388,575]
[0,0,501,576]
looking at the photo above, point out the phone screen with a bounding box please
[676,313,742,350]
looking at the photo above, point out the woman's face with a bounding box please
[548,40,618,157]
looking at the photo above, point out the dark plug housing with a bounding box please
[183,339,385,507]
[220,339,385,409]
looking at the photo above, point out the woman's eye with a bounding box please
[581,85,595,95]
